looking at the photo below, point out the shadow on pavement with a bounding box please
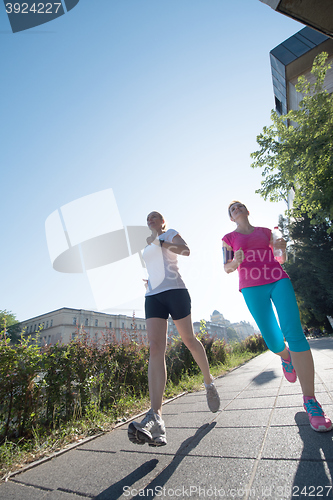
[132,422,217,499]
[293,412,333,497]
[252,370,277,385]
[95,422,216,499]
[93,458,159,500]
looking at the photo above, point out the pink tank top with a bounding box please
[222,227,289,290]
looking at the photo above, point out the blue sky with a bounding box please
[1,0,302,326]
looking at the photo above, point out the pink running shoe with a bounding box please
[281,349,297,383]
[303,397,333,432]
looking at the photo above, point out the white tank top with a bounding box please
[142,228,186,296]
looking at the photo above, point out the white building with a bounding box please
[19,307,147,346]
[232,321,256,340]
[193,311,256,343]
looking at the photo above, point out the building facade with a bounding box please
[193,310,256,343]
[270,26,333,119]
[20,306,259,348]
[19,308,147,346]
[232,321,257,340]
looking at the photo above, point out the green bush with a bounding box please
[0,327,267,443]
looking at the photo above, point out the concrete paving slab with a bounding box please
[217,408,271,428]
[123,456,256,500]
[186,426,266,459]
[262,424,333,460]
[225,396,276,410]
[0,482,80,500]
[236,388,282,399]
[278,393,333,408]
[270,405,308,426]
[278,382,329,396]
[254,459,333,499]
[9,447,171,498]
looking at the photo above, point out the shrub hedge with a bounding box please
[0,327,267,442]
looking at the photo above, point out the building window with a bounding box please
[34,324,37,331]
[46,321,49,329]
[109,321,112,328]
[95,319,98,327]
[73,317,77,326]
[139,325,141,329]
[122,322,125,329]
[85,318,88,326]
[50,320,53,327]
[275,96,282,115]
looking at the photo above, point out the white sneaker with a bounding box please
[205,382,220,413]
[128,409,167,446]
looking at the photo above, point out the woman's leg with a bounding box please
[241,284,286,354]
[271,279,331,431]
[241,283,295,383]
[287,350,314,397]
[271,279,314,397]
[146,317,168,416]
[173,314,212,385]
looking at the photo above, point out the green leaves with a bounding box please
[0,310,20,343]
[282,214,333,326]
[251,52,333,230]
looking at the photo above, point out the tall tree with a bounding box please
[251,52,333,231]
[280,215,333,329]
[0,309,21,343]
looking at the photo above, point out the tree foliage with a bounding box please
[0,310,20,343]
[251,52,333,230]
[280,214,333,328]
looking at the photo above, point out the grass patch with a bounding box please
[0,348,264,481]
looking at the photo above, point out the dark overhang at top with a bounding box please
[260,0,333,39]
[270,26,332,114]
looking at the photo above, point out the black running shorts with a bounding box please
[145,289,191,320]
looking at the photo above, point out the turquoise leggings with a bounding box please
[241,279,309,353]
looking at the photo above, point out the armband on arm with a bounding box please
[222,247,234,265]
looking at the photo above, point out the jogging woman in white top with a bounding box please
[128,211,220,446]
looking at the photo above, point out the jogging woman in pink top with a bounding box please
[222,201,332,432]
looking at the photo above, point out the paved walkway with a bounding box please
[1,338,333,500]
